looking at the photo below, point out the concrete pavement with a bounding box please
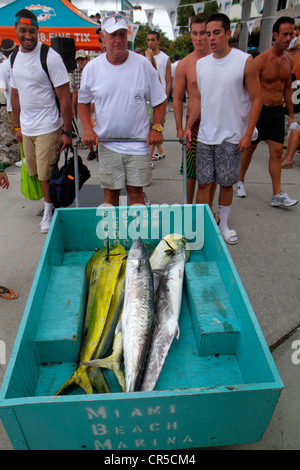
[0,108,299,450]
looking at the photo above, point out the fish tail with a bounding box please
[53,365,93,396]
[88,367,110,393]
[82,332,126,392]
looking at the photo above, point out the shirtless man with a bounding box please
[174,13,216,205]
[235,16,298,207]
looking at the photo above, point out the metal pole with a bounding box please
[180,138,187,205]
[73,138,80,208]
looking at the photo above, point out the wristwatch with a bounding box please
[62,130,72,137]
[152,123,163,132]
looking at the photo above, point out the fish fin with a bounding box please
[175,325,180,340]
[53,365,93,395]
[84,331,126,392]
[88,367,110,393]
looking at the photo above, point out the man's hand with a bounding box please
[146,129,163,146]
[82,128,99,148]
[183,127,192,149]
[59,133,73,152]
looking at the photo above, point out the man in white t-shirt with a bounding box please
[147,30,172,161]
[10,9,73,234]
[78,12,167,206]
[184,13,262,245]
[0,39,17,136]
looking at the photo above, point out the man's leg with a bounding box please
[267,139,283,196]
[196,182,214,205]
[235,143,257,197]
[104,188,121,206]
[126,185,145,205]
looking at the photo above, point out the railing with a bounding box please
[72,137,188,207]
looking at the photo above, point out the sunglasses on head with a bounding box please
[105,11,127,19]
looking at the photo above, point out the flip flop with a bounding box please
[221,229,238,245]
[0,286,19,300]
[152,153,165,161]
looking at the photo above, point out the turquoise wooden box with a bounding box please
[0,205,283,450]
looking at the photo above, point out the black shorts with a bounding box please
[253,104,285,145]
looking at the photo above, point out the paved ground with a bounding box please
[0,108,299,450]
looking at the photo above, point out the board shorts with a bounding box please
[23,128,62,181]
[180,117,200,179]
[196,140,241,187]
[253,104,285,145]
[99,144,151,190]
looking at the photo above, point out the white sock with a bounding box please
[219,205,231,233]
[44,202,53,218]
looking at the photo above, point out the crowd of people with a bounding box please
[0,9,299,298]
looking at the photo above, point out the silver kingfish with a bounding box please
[141,243,186,391]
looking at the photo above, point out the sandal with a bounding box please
[221,229,238,245]
[152,153,165,161]
[0,286,19,300]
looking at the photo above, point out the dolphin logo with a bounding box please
[26,4,56,22]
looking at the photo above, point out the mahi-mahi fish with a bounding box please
[141,242,186,392]
[53,243,126,395]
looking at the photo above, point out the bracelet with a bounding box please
[62,130,72,137]
[14,127,21,131]
[0,164,5,173]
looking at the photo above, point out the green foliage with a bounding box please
[132,0,221,60]
[134,24,171,53]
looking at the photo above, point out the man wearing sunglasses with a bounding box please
[78,12,167,206]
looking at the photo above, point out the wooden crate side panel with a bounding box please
[3,387,282,450]
[1,214,65,400]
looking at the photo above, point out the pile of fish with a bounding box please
[54,234,187,395]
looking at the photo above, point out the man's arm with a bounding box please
[173,60,187,138]
[183,87,201,144]
[165,58,172,100]
[146,99,167,145]
[55,82,73,151]
[78,102,99,147]
[10,87,22,143]
[284,55,295,127]
[239,56,262,152]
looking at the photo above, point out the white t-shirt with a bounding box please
[79,51,166,155]
[10,42,69,136]
[154,50,170,92]
[197,48,251,145]
[0,58,13,111]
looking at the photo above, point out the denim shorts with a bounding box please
[196,140,242,187]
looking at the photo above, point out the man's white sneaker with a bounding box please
[271,192,298,207]
[40,215,52,234]
[234,181,246,197]
[15,158,25,167]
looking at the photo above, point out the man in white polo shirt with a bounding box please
[78,12,167,206]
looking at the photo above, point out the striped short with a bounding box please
[196,140,242,187]
[180,118,200,179]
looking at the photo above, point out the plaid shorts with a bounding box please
[196,140,242,187]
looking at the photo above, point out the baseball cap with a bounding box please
[75,49,87,59]
[102,12,129,34]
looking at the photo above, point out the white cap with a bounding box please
[102,13,129,34]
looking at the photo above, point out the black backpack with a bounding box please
[49,149,91,208]
[10,43,60,112]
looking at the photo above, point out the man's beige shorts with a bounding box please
[99,144,151,189]
[23,128,62,181]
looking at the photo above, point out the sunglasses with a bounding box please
[105,11,127,19]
